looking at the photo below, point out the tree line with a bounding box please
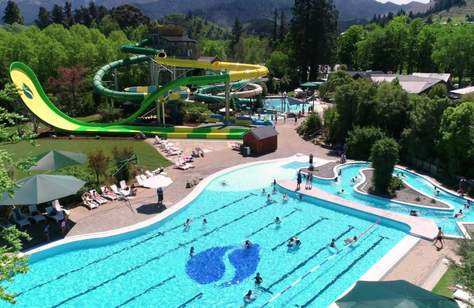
[337,15,474,85]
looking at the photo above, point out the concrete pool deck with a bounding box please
[277,180,439,240]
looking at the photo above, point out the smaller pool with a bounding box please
[264,96,309,113]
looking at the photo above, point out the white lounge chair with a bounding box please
[81,195,99,210]
[45,206,64,222]
[100,186,117,200]
[136,175,146,187]
[27,205,46,223]
[52,199,71,216]
[111,184,130,197]
[90,190,107,204]
[174,161,194,170]
[11,208,30,228]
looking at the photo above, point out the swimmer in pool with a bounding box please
[184,218,192,230]
[272,186,277,194]
[221,180,227,186]
[273,179,277,186]
[202,218,208,225]
[454,209,464,219]
[244,240,252,249]
[282,193,289,203]
[244,290,254,303]
[189,246,195,257]
[267,194,273,203]
[275,217,281,224]
[409,210,418,217]
[329,238,337,249]
[254,273,263,285]
[337,189,345,195]
[261,188,266,195]
[344,236,358,245]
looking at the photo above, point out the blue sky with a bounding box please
[377,0,430,4]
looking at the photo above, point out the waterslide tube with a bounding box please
[194,82,263,104]
[9,56,268,137]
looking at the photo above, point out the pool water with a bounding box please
[313,163,472,237]
[5,160,407,308]
[264,97,308,113]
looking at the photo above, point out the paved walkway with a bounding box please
[67,120,332,236]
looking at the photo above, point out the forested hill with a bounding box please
[1,0,430,26]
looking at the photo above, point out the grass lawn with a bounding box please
[432,266,456,298]
[0,138,171,179]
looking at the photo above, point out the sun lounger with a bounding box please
[27,205,46,223]
[136,175,146,187]
[174,162,194,170]
[111,184,130,197]
[151,167,167,175]
[81,194,99,210]
[454,289,474,306]
[90,190,107,204]
[11,208,30,228]
[100,186,117,200]
[52,199,71,216]
[45,206,65,222]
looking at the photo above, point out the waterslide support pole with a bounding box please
[162,100,166,126]
[225,80,230,122]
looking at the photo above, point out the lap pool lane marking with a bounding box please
[50,200,273,308]
[18,193,257,297]
[271,217,329,251]
[115,275,176,308]
[245,208,301,238]
[176,292,204,308]
[298,236,386,308]
[264,225,355,292]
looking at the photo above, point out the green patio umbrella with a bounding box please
[0,174,86,205]
[336,280,458,308]
[29,150,87,171]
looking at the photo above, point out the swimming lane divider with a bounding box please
[115,275,176,308]
[19,193,257,297]
[265,225,355,291]
[298,236,385,308]
[270,217,328,251]
[50,203,272,307]
[176,292,203,308]
[245,208,300,238]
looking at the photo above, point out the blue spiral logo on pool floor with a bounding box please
[186,245,260,286]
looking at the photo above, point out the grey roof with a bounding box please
[370,74,443,94]
[412,73,451,83]
[249,126,278,140]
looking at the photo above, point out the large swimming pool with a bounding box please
[312,162,472,237]
[5,159,407,307]
[264,97,308,113]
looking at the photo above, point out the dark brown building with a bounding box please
[243,126,278,156]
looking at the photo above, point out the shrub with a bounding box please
[389,176,404,194]
[88,149,110,184]
[297,113,322,139]
[346,126,386,160]
[455,239,474,291]
[111,146,134,182]
[370,138,399,194]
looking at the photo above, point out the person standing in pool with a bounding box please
[189,246,195,257]
[296,171,302,190]
[254,273,263,285]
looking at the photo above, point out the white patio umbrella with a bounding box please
[142,175,173,189]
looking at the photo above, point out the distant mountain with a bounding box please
[1,0,432,27]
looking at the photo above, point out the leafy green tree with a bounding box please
[266,51,289,78]
[373,80,409,138]
[2,1,23,25]
[455,239,474,291]
[427,83,448,98]
[297,112,322,139]
[319,70,353,101]
[289,0,338,81]
[346,126,386,160]
[110,5,150,29]
[401,96,450,161]
[370,137,400,194]
[337,25,365,69]
[198,40,227,59]
[322,106,341,145]
[51,4,64,25]
[439,102,474,178]
[35,7,51,29]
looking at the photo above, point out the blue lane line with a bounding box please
[50,202,272,307]
[176,292,203,308]
[115,275,176,308]
[18,193,256,297]
[271,217,328,251]
[299,236,385,307]
[266,225,355,291]
[245,208,300,238]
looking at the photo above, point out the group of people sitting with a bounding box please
[81,181,139,210]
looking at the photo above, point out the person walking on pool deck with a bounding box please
[433,227,444,250]
[157,187,164,206]
[296,170,302,190]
